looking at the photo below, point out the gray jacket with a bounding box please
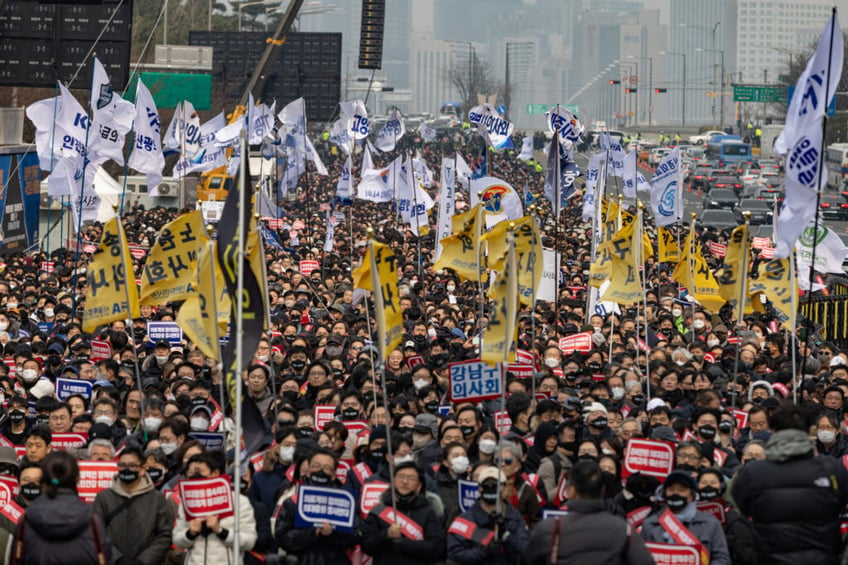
[640,503,731,565]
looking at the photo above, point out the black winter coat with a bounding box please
[358,491,445,565]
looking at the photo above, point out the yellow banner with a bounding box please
[715,225,754,315]
[140,210,207,306]
[177,242,227,360]
[483,216,543,306]
[482,245,517,365]
[749,257,798,329]
[658,227,680,263]
[673,231,726,313]
[82,217,140,332]
[354,241,404,354]
[603,220,644,306]
[433,203,484,282]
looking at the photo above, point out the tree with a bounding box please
[445,54,506,117]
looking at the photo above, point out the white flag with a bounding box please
[340,100,370,140]
[248,98,276,145]
[538,248,559,302]
[435,157,456,261]
[412,150,434,188]
[649,147,682,227]
[163,100,202,158]
[357,156,401,203]
[621,150,650,197]
[89,59,134,166]
[330,118,353,155]
[518,136,534,161]
[455,151,472,188]
[324,211,335,252]
[468,103,514,149]
[796,222,848,274]
[362,144,376,176]
[173,113,227,175]
[278,97,307,155]
[600,133,626,178]
[398,158,429,235]
[582,153,603,222]
[304,135,328,176]
[336,155,353,200]
[547,106,584,144]
[281,150,305,195]
[470,176,523,229]
[25,95,62,171]
[419,123,437,141]
[375,109,405,152]
[127,80,165,194]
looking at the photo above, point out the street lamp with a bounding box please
[627,55,653,126]
[660,51,686,126]
[697,47,725,129]
[239,0,283,32]
[620,61,638,128]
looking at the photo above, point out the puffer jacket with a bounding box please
[732,428,848,565]
[446,499,528,565]
[640,503,731,565]
[93,474,174,564]
[172,491,258,565]
[358,490,446,565]
[11,488,114,565]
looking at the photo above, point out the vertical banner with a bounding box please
[352,241,404,355]
[18,152,41,249]
[0,154,26,253]
[435,157,456,261]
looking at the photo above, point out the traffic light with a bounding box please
[654,88,667,93]
[625,88,637,93]
[609,80,621,85]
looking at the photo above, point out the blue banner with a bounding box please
[295,485,356,533]
[542,509,569,519]
[147,321,183,345]
[56,378,93,400]
[18,152,41,250]
[189,432,226,451]
[457,480,479,512]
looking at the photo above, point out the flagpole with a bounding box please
[586,158,606,323]
[476,198,486,339]
[553,105,561,326]
[790,251,799,403]
[300,97,312,246]
[806,7,838,344]
[232,128,247,556]
[44,86,60,257]
[205,231,227,432]
[731,212,750,409]
[528,203,538,401]
[254,211,278,422]
[636,202,651,398]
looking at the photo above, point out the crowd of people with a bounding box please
[0,126,846,564]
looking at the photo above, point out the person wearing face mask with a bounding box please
[93,446,174,565]
[142,340,173,373]
[434,442,470,527]
[344,425,389,502]
[274,448,358,564]
[467,425,499,466]
[447,466,529,565]
[581,402,614,440]
[814,411,848,458]
[2,395,31,445]
[697,468,757,565]
[359,461,446,565]
[14,357,54,400]
[14,461,42,509]
[691,407,740,476]
[537,420,577,506]
[640,470,731,565]
[411,413,442,471]
[287,347,310,379]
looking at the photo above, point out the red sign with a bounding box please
[558,332,593,354]
[752,236,771,249]
[179,477,235,520]
[494,411,512,434]
[0,481,13,508]
[341,420,369,436]
[4,360,14,379]
[250,444,276,474]
[40,261,55,274]
[77,461,118,503]
[336,460,350,484]
[645,543,701,565]
[515,349,535,366]
[622,439,674,479]
[0,475,19,498]
[314,405,336,431]
[127,245,148,260]
[708,242,727,258]
[51,433,88,451]
[264,218,283,230]
[90,340,112,363]
[505,363,534,379]
[292,220,306,231]
[299,259,320,275]
[360,482,389,517]
[406,355,425,369]
[731,409,748,430]
[759,246,775,259]
[695,501,727,525]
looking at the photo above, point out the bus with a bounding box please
[825,143,848,188]
[705,140,752,165]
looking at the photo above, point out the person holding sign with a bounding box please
[640,470,731,565]
[446,466,528,564]
[359,462,445,564]
[275,448,358,564]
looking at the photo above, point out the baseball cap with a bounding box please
[477,467,506,485]
[664,470,697,493]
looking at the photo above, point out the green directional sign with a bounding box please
[733,85,787,103]
[526,104,548,114]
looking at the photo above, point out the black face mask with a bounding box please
[369,447,387,461]
[631,395,644,405]
[675,464,697,473]
[284,335,296,343]
[665,493,688,510]
[35,415,49,427]
[190,398,208,409]
[480,484,499,503]
[342,408,360,421]
[291,359,307,371]
[20,483,40,500]
[425,401,440,414]
[430,353,448,366]
[590,417,608,430]
[578,454,597,462]
[147,468,164,484]
[281,389,299,403]
[558,441,577,453]
[9,410,25,425]
[332,368,344,379]
[118,469,139,484]
[309,471,331,485]
[698,486,721,501]
[395,490,417,504]
[459,425,475,437]
[698,425,717,441]
[133,328,146,340]
[587,362,602,372]
[188,473,205,480]
[297,427,314,438]
[412,334,427,344]
[718,421,734,434]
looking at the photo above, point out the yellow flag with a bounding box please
[673,231,726,313]
[177,242,225,360]
[483,216,543,306]
[140,211,207,306]
[715,225,755,315]
[482,239,517,365]
[354,241,404,354]
[82,217,140,332]
[749,257,798,329]
[658,227,679,263]
[603,220,643,305]
[433,203,484,282]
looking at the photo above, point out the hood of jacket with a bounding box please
[25,490,93,541]
[766,428,814,462]
[110,473,155,498]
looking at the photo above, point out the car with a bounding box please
[820,194,848,220]
[689,130,727,145]
[758,158,781,172]
[741,169,761,186]
[690,164,720,190]
[756,171,781,187]
[703,188,738,210]
[707,175,743,193]
[752,186,783,203]
[649,147,671,166]
[734,198,774,225]
[699,209,739,229]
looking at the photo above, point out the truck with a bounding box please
[757,124,784,159]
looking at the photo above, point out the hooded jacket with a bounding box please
[524,422,558,474]
[172,489,258,565]
[640,502,731,565]
[12,488,114,565]
[92,474,174,564]
[732,428,848,565]
[358,490,445,565]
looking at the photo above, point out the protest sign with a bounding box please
[295,485,356,532]
[51,433,88,451]
[55,378,94,401]
[731,409,749,430]
[178,476,234,520]
[457,480,479,512]
[77,461,118,503]
[189,432,226,451]
[622,439,674,479]
[90,340,112,362]
[644,543,702,565]
[340,420,369,437]
[542,509,569,519]
[147,321,183,345]
[0,480,13,507]
[359,482,389,517]
[494,411,512,434]
[448,360,503,402]
[558,332,593,354]
[695,501,727,525]
[0,475,18,498]
[505,363,534,379]
[314,405,336,431]
[299,260,320,275]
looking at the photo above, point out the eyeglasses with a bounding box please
[495,457,515,466]
[395,473,419,483]
[117,463,141,471]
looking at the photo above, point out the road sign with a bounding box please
[526,104,548,114]
[564,104,580,115]
[733,85,787,103]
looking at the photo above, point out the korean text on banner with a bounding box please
[77,461,119,503]
[178,476,234,520]
[140,210,206,306]
[622,439,675,480]
[294,485,356,533]
[448,360,503,402]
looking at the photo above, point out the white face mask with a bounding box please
[818,430,836,445]
[611,387,625,400]
[279,446,295,463]
[21,369,39,383]
[5,303,16,310]
[450,455,470,475]
[478,439,497,454]
[544,358,560,368]
[672,308,683,318]
[159,442,177,455]
[94,415,114,427]
[693,319,705,330]
[446,284,456,293]
[142,417,162,433]
[427,328,437,339]
[190,417,209,432]
[675,359,687,367]
[43,308,54,318]
[707,339,720,348]
[155,355,169,364]
[258,355,269,363]
[0,322,7,331]
[413,379,429,391]
[395,454,415,465]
